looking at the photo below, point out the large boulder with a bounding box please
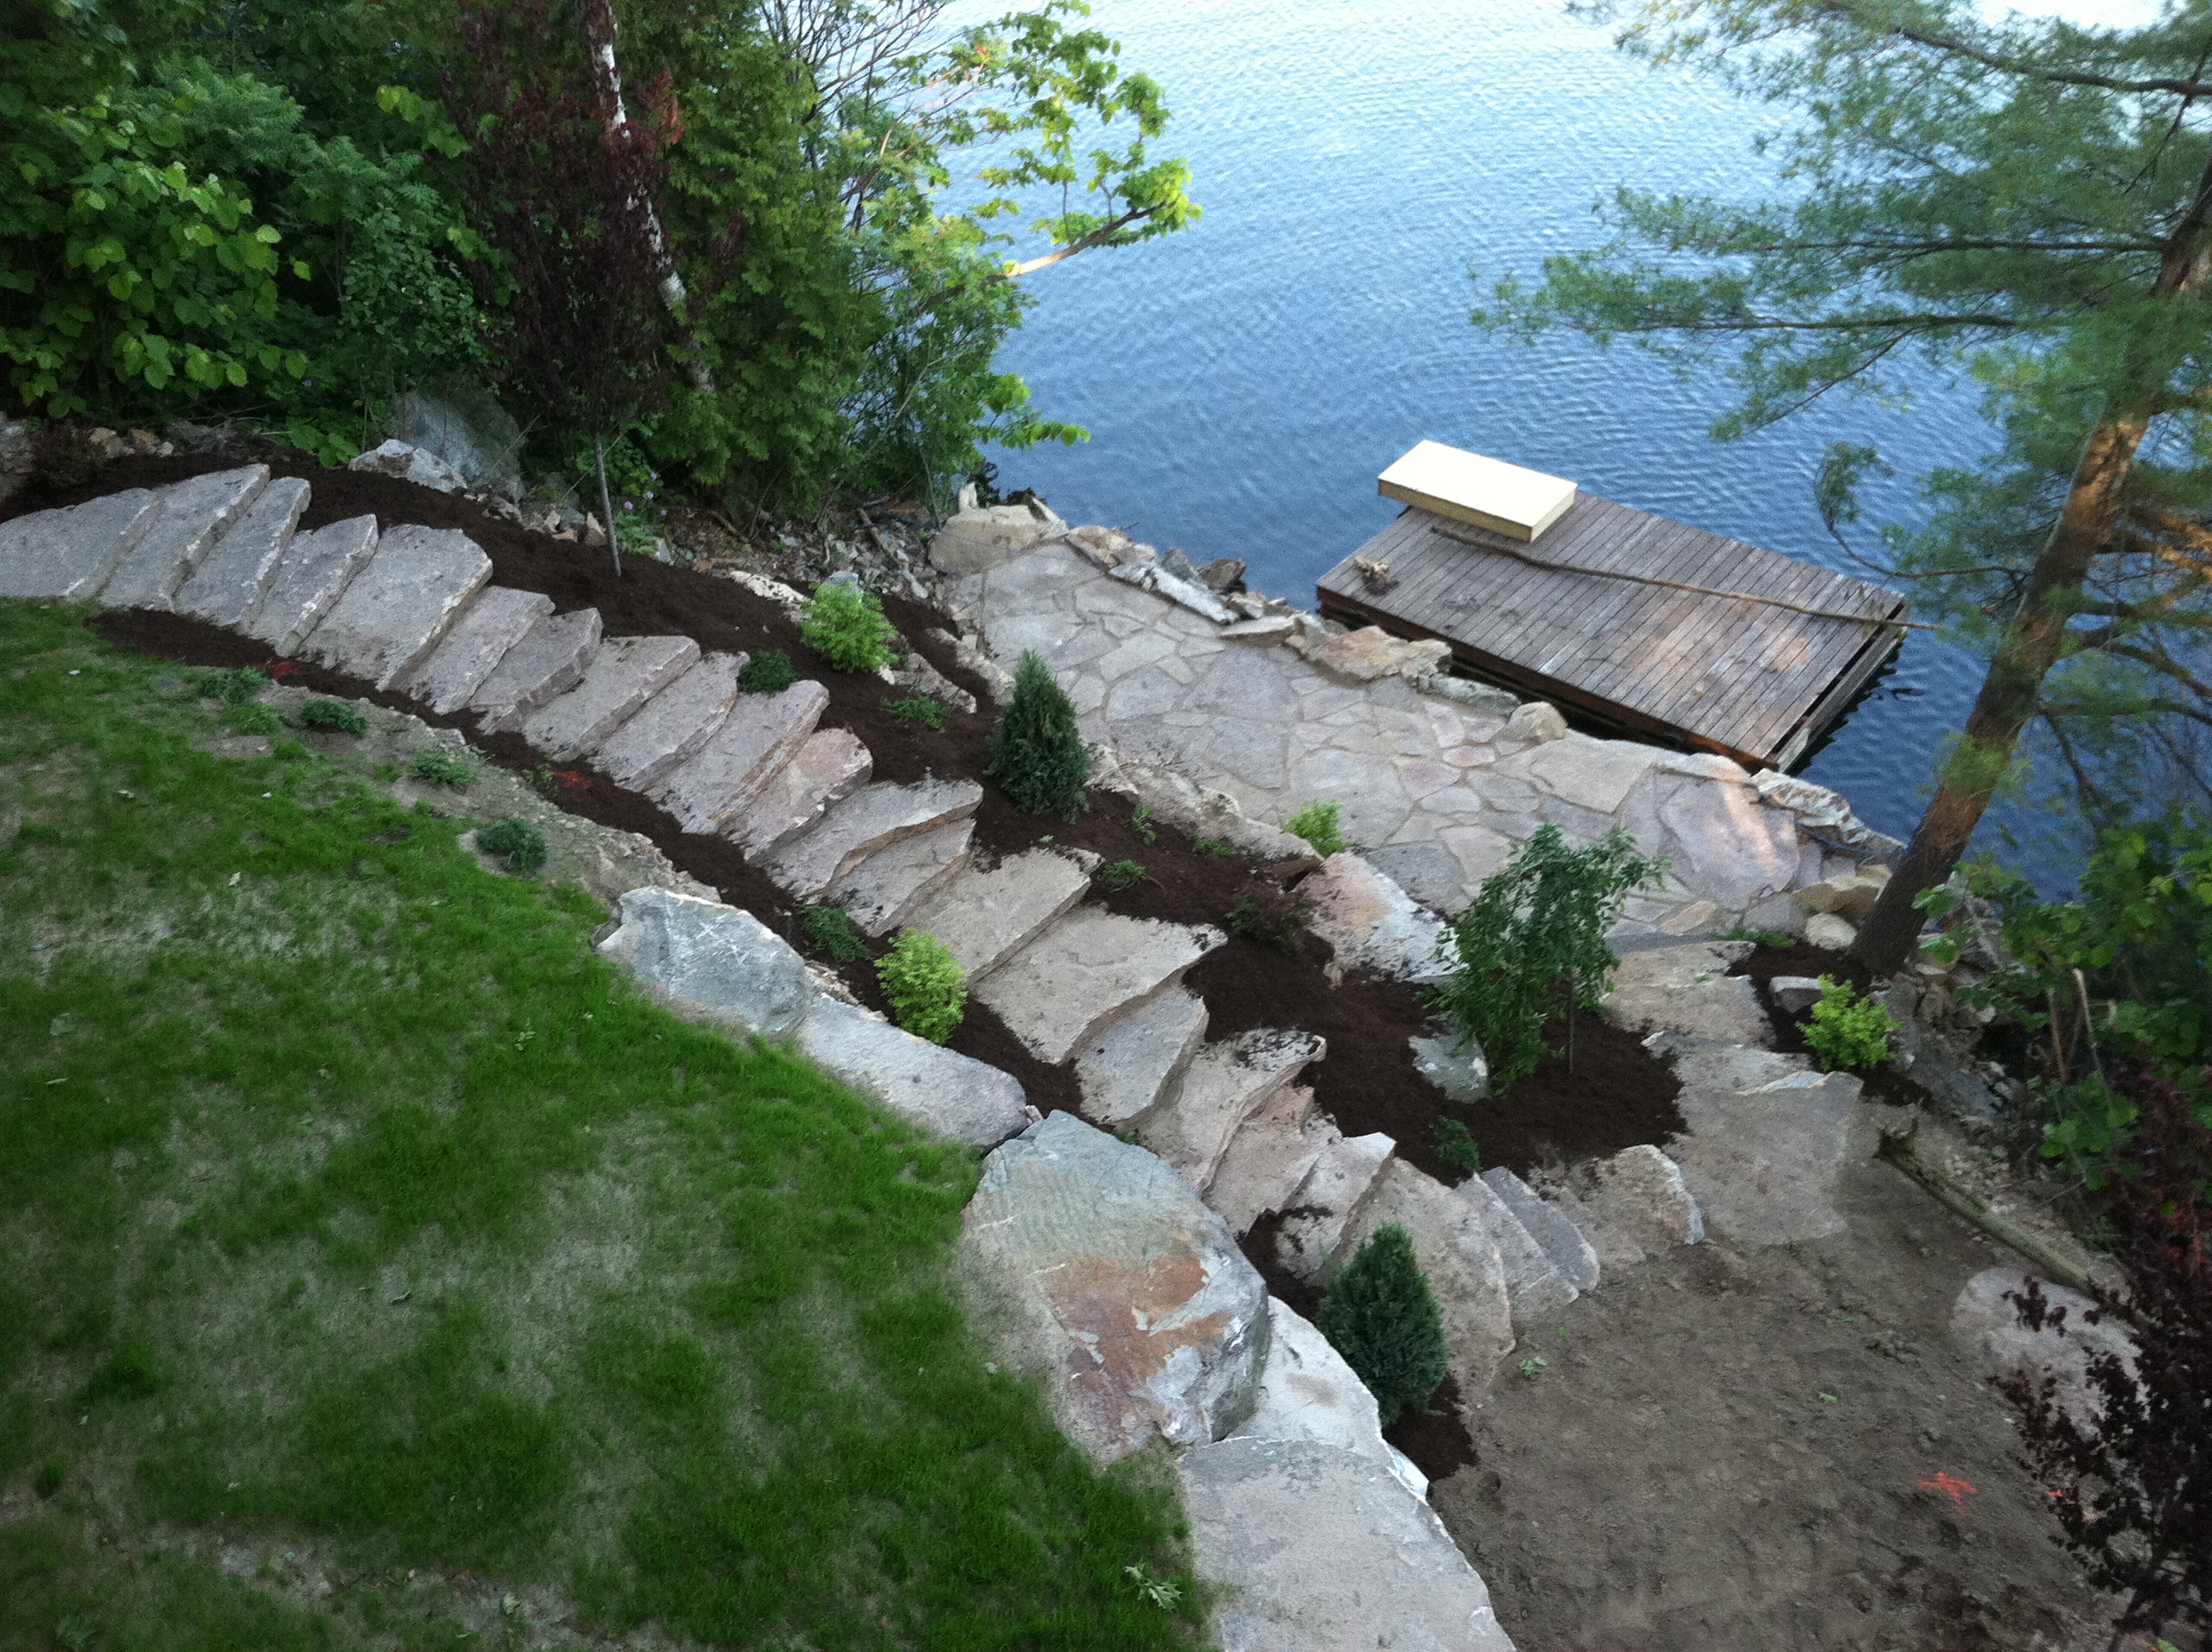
[1336,1159,1516,1402]
[388,385,527,500]
[1950,1267,2138,1428]
[954,1112,1269,1463]
[928,500,1068,574]
[347,438,468,495]
[1601,939,1768,1045]
[1231,1298,1427,1497]
[1298,851,1450,982]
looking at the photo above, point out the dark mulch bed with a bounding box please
[1728,940,1932,1110]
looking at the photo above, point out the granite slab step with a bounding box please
[1481,1166,1600,1293]
[1205,1085,1326,1238]
[977,908,1226,1067]
[1073,987,1209,1128]
[100,465,270,610]
[900,847,1095,981]
[833,817,975,936]
[171,475,310,628]
[655,680,829,834]
[596,650,747,793]
[760,778,983,900]
[241,515,377,654]
[1138,1029,1327,1195]
[521,634,700,759]
[731,727,872,856]
[1273,1126,1395,1283]
[399,587,554,715]
[0,490,160,599]
[469,608,602,730]
[1458,1169,1579,1329]
[298,523,492,688]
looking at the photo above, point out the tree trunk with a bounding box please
[595,431,621,579]
[1850,150,2212,975]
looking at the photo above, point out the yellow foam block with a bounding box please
[1378,440,1577,542]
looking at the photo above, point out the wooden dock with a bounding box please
[1316,494,1909,771]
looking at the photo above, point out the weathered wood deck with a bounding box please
[1316,495,1909,771]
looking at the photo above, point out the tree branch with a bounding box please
[1821,5,2212,99]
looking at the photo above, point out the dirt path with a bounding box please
[1432,1151,2115,1651]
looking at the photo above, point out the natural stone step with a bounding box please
[101,465,270,610]
[1204,1085,1325,1238]
[794,995,1030,1149]
[760,778,983,900]
[832,817,975,936]
[595,650,746,793]
[654,680,829,835]
[241,515,378,654]
[1531,1143,1705,1270]
[172,475,310,627]
[731,727,871,856]
[1338,1158,1516,1402]
[1458,1169,1578,1329]
[400,587,554,715]
[978,908,1226,1066]
[1073,987,1208,1128]
[299,523,492,689]
[1602,939,1767,1045]
[1138,1028,1326,1196]
[1299,851,1452,982]
[1273,1126,1395,1283]
[901,847,1095,982]
[1480,1166,1600,1294]
[521,634,700,759]
[470,608,602,731]
[953,1111,1270,1465]
[0,490,160,600]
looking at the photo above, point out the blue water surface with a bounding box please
[974,0,2087,881]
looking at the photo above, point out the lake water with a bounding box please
[976,0,2099,882]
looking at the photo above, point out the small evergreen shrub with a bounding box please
[800,582,899,672]
[1225,891,1313,954]
[1285,799,1348,857]
[408,749,475,788]
[477,818,547,874]
[800,904,870,963]
[1192,835,1232,857]
[1315,1224,1451,1426]
[1803,975,1901,1071]
[300,697,369,734]
[199,666,271,706]
[877,930,967,1044]
[1097,858,1145,891]
[888,694,947,730]
[1433,1119,1482,1177]
[738,649,797,694]
[222,701,282,736]
[987,650,1090,817]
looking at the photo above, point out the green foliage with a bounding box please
[197,667,270,707]
[1131,803,1156,842]
[987,650,1089,817]
[221,701,282,736]
[298,697,367,735]
[474,819,545,875]
[1429,823,1668,1093]
[405,749,474,788]
[1192,835,1231,857]
[800,582,899,673]
[1802,976,1900,1073]
[1432,1119,1482,1178]
[737,649,796,695]
[1097,858,1144,891]
[798,904,870,963]
[1224,891,1313,955]
[1315,1224,1450,1426]
[876,930,966,1045]
[32,1459,65,1499]
[888,694,947,730]
[1284,800,1348,857]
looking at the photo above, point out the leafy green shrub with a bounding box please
[1285,800,1348,857]
[876,930,966,1044]
[1315,1224,1450,1426]
[800,582,899,673]
[1132,803,1157,842]
[1225,891,1313,955]
[299,696,369,734]
[198,666,271,707]
[222,701,282,736]
[888,694,947,730]
[738,649,797,694]
[1429,823,1668,1095]
[1433,1119,1482,1177]
[987,650,1089,817]
[800,904,870,963]
[1097,858,1145,891]
[476,819,547,875]
[407,749,474,788]
[1802,975,1901,1072]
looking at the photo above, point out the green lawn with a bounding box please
[0,602,1201,1651]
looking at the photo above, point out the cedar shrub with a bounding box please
[987,650,1089,817]
[1316,1223,1451,1425]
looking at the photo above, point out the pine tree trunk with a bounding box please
[1850,151,2212,975]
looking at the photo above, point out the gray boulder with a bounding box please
[389,386,526,500]
[1231,1298,1427,1498]
[1601,939,1767,1045]
[348,438,468,495]
[1299,852,1451,982]
[955,1112,1269,1463]
[1950,1267,2137,1429]
[1337,1159,1516,1402]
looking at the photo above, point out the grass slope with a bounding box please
[0,602,1200,1650]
